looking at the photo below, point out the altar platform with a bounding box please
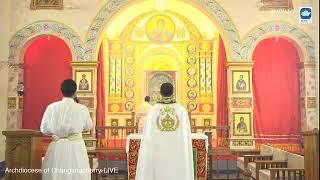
[126,133,208,180]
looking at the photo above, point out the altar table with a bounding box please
[126,133,208,180]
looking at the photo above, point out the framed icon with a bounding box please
[232,71,250,93]
[30,0,63,10]
[126,119,135,135]
[111,119,119,136]
[204,119,211,126]
[146,14,176,43]
[260,0,293,11]
[75,70,93,93]
[233,112,252,136]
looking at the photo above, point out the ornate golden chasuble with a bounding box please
[156,97,179,131]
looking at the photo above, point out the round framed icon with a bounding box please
[125,79,135,88]
[125,90,134,99]
[125,57,135,65]
[187,90,197,100]
[187,79,197,88]
[187,44,196,53]
[187,67,197,77]
[187,101,197,111]
[187,55,196,65]
[126,67,134,75]
[125,101,134,111]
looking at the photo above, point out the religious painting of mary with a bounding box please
[146,14,175,43]
[236,117,248,133]
[232,71,250,93]
[233,113,251,136]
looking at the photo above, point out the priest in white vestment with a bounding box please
[40,79,93,180]
[135,83,194,180]
[136,96,152,133]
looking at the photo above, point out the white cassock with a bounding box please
[135,100,194,180]
[136,102,152,133]
[40,97,93,180]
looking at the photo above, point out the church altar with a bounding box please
[126,133,208,180]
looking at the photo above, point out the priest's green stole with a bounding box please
[192,148,197,179]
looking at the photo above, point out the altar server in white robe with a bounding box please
[136,96,152,133]
[41,79,92,180]
[135,83,194,180]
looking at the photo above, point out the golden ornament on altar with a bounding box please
[110,104,120,112]
[202,104,211,112]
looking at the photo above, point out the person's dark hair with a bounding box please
[144,96,151,102]
[160,83,174,97]
[61,79,77,97]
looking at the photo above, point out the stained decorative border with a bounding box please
[241,22,315,62]
[231,97,252,108]
[232,139,254,146]
[9,21,84,63]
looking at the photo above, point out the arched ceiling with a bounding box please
[104,0,218,40]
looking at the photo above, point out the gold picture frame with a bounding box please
[232,71,250,93]
[75,70,93,93]
[126,119,134,135]
[111,119,119,136]
[260,0,293,11]
[204,119,211,126]
[30,0,63,10]
[233,112,252,136]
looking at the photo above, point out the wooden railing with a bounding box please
[192,125,230,148]
[96,126,138,149]
[95,125,229,149]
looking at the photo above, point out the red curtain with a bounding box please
[217,35,228,127]
[96,43,106,137]
[23,35,72,130]
[253,37,301,144]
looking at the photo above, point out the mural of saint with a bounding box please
[146,15,175,43]
[149,19,171,41]
[236,75,247,90]
[236,117,248,133]
[79,74,89,90]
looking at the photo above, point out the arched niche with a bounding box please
[7,21,83,129]
[84,0,241,62]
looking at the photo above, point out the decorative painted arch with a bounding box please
[120,10,203,42]
[241,21,315,62]
[84,0,241,61]
[9,21,84,62]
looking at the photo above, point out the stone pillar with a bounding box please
[7,63,24,129]
[227,62,255,149]
[71,61,98,150]
[300,62,318,131]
